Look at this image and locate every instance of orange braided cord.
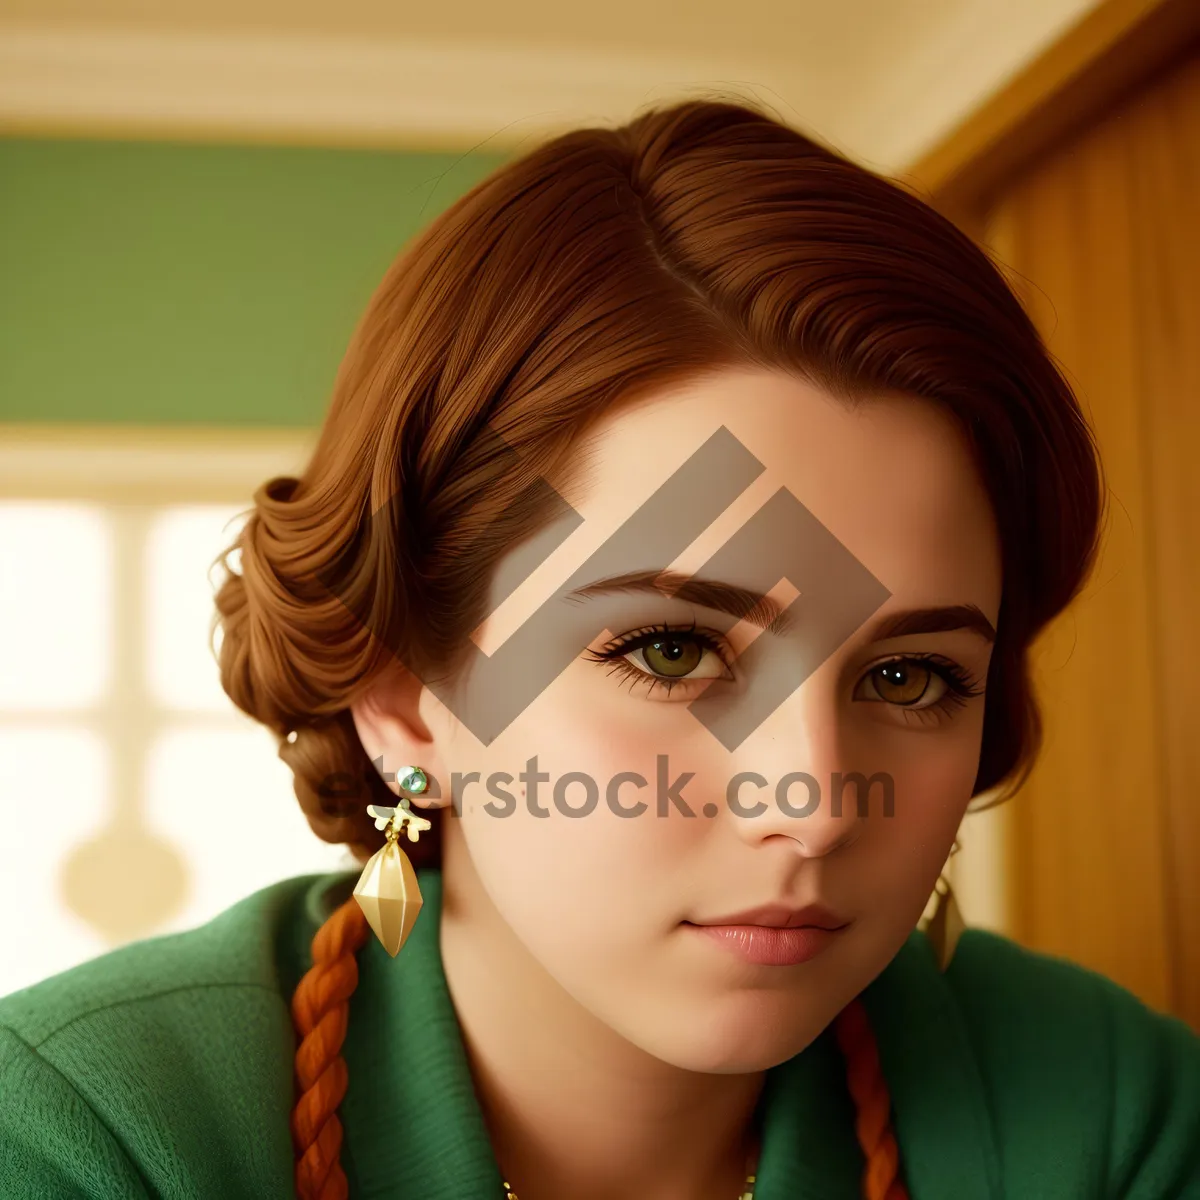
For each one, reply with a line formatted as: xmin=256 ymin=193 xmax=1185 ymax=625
xmin=290 ymin=897 xmax=371 ymax=1200
xmin=834 ymin=997 xmax=910 ymax=1200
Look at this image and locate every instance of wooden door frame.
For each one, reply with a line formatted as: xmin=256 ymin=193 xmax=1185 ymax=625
xmin=899 ymin=0 xmax=1200 ymax=231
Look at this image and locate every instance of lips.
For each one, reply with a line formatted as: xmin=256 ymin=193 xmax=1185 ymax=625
xmin=691 ymin=923 xmax=845 ymax=966
xmin=684 ymin=902 xmax=851 ymax=966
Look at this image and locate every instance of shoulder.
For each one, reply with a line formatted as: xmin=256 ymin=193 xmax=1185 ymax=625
xmin=0 ymin=870 xmax=353 ymax=1200
xmin=0 ymin=870 xmax=325 ymax=1039
xmin=944 ymin=928 xmax=1200 ymax=1198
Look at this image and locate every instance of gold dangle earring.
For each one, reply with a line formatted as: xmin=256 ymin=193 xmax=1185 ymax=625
xmin=918 ymin=836 xmax=965 ymax=973
xmin=352 ymin=766 xmax=433 ymax=957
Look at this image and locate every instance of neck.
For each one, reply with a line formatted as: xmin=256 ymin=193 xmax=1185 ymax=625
xmin=438 ymin=843 xmax=763 ymax=1200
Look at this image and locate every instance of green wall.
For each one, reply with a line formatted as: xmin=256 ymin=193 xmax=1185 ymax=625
xmin=0 ymin=138 xmax=510 ymax=426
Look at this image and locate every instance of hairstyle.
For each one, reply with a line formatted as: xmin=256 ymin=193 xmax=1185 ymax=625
xmin=214 ymin=95 xmax=1104 ymax=1200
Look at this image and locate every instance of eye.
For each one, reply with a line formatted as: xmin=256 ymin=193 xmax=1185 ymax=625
xmin=583 ymin=622 xmax=733 ymax=698
xmin=854 ymin=654 xmax=984 ymax=724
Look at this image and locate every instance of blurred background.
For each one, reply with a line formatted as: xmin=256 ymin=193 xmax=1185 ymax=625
xmin=1 ymin=0 xmax=1197 ymax=1032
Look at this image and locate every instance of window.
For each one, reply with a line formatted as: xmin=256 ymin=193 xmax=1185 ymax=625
xmin=0 ymin=429 xmax=355 ymax=997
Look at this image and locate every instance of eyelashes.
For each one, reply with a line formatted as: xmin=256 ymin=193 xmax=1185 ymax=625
xmin=582 ymin=620 xmax=733 ymax=699
xmin=583 ymin=622 xmax=986 ymax=722
xmin=855 ymin=653 xmax=985 ymax=726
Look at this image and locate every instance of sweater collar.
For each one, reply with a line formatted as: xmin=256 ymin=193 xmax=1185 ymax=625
xmin=305 ymin=868 xmax=1000 ymax=1199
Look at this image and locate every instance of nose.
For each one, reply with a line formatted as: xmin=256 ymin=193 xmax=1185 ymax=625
xmin=724 ymin=687 xmax=867 ymax=859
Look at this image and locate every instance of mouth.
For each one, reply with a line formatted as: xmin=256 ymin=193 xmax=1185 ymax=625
xmin=683 ymin=920 xmax=850 ymax=966
xmin=682 ymin=902 xmax=852 ymax=966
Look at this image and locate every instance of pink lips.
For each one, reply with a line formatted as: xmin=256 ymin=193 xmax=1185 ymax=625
xmin=686 ymin=903 xmax=851 ymax=966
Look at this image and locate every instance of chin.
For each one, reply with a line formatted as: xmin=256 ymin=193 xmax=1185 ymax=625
xmin=624 ymin=994 xmax=831 ymax=1075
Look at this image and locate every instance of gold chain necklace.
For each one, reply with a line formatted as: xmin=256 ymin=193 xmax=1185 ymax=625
xmin=501 ymin=1145 xmax=759 ymax=1199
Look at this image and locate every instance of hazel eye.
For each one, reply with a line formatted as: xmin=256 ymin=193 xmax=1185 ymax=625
xmin=852 ymin=654 xmax=984 ymax=725
xmin=864 ymin=660 xmax=946 ymax=708
xmin=629 ymin=636 xmax=723 ymax=680
xmin=583 ymin=623 xmax=735 ymax=698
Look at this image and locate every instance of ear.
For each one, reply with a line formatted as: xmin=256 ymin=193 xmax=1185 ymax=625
xmin=349 ymin=663 xmax=449 ymax=809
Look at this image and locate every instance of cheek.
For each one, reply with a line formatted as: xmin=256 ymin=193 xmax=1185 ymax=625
xmin=449 ymin=682 xmax=707 ymax=962
xmin=859 ymin=705 xmax=985 ymax=919
xmin=901 ymin=715 xmax=982 ymax=826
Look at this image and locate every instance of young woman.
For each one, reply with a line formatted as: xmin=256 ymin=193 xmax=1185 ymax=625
xmin=2 ymin=98 xmax=1198 ymax=1200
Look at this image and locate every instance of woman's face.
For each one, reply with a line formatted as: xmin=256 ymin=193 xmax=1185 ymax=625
xmin=356 ymin=365 xmax=1001 ymax=1073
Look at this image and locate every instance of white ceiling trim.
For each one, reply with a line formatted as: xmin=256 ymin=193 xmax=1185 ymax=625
xmin=0 ymin=425 xmax=316 ymax=500
xmin=0 ymin=3 xmax=1108 ymax=173
xmin=0 ymin=23 xmax=776 ymax=153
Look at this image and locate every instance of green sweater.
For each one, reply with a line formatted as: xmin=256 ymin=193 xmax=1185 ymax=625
xmin=1 ymin=868 xmax=1198 ymax=1199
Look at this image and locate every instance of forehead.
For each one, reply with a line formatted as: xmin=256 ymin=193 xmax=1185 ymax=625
xmin=563 ymin=366 xmax=1001 ymax=623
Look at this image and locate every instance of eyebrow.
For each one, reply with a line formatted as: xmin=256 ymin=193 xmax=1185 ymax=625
xmin=568 ymin=570 xmax=791 ymax=633
xmin=566 ymin=570 xmax=997 ymax=643
xmin=870 ymin=604 xmax=996 ymax=644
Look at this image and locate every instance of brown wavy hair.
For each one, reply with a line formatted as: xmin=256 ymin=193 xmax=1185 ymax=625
xmin=214 ymin=96 xmax=1104 ymax=1200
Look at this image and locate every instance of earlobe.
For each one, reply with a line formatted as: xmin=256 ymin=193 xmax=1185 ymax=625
xmin=348 ymin=672 xmax=448 ymax=808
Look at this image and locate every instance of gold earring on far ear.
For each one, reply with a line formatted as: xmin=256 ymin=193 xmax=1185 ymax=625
xmin=919 ymin=837 xmax=965 ymax=973
xmin=921 ymin=874 xmax=964 ymax=973
xmin=352 ymin=766 xmax=433 ymax=957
